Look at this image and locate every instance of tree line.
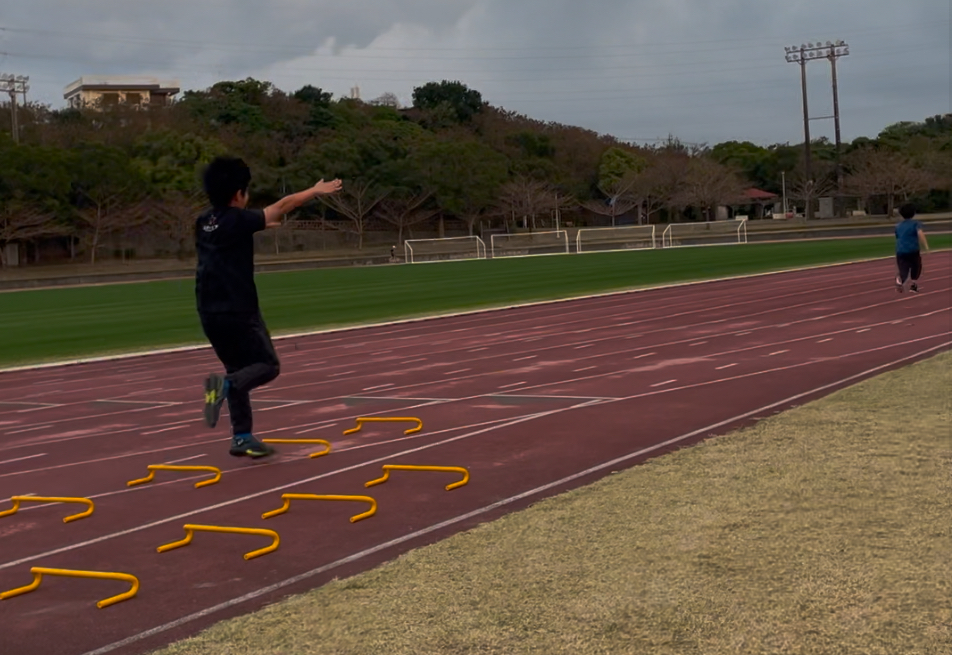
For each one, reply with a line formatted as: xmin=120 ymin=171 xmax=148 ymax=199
xmin=0 ymin=78 xmax=950 ymax=266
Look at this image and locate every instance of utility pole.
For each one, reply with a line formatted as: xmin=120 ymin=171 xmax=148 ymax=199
xmin=0 ymin=73 xmax=30 ymax=144
xmin=784 ymin=41 xmax=849 ymax=217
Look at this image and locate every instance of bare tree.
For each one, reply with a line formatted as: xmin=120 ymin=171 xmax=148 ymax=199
xmin=375 ymin=189 xmax=440 ymax=244
xmin=317 ymin=179 xmax=390 ymax=249
xmin=497 ymin=178 xmax=557 ymax=231
xmin=151 ymin=190 xmax=208 ymax=259
xmin=845 ymin=149 xmax=935 ymax=217
xmin=582 ymin=174 xmax=640 ymax=226
xmin=786 ymin=172 xmax=835 ymax=221
xmin=634 ymin=151 xmax=690 ymax=222
xmin=673 ymin=157 xmax=745 ymax=220
xmin=0 ymin=202 xmax=68 ymax=268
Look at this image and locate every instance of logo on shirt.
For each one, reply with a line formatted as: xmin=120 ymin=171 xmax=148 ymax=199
xmin=202 ymin=215 xmax=219 ymax=233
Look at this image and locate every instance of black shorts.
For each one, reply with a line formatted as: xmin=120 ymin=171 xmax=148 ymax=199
xmin=896 ymin=251 xmax=922 ymax=282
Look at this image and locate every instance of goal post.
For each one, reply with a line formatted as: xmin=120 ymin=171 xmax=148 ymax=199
xmin=661 ymin=219 xmax=748 ymax=248
xmin=403 ymin=236 xmax=487 ymax=263
xmin=575 ymin=225 xmax=657 ymax=254
xmin=490 ymin=230 xmax=570 ymax=259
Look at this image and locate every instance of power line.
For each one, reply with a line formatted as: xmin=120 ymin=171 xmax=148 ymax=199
xmin=0 ymin=73 xmax=29 ymax=143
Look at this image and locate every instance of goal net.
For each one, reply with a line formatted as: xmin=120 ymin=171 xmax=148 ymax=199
xmin=661 ymin=219 xmax=747 ymax=248
xmin=575 ymin=225 xmax=657 ymax=254
xmin=404 ymin=236 xmax=487 ymax=263
xmin=490 ymin=230 xmax=570 ymax=259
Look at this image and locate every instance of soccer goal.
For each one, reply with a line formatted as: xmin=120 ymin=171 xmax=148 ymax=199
xmin=661 ymin=218 xmax=748 ymax=248
xmin=575 ymin=225 xmax=657 ymax=254
xmin=403 ymin=236 xmax=487 ymax=263
xmin=490 ymin=230 xmax=570 ymax=259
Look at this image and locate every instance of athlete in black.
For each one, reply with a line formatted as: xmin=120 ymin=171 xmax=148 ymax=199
xmin=197 ymin=156 xmax=342 ymax=458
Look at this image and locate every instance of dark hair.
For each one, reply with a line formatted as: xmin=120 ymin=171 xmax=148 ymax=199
xmin=899 ymin=203 xmax=917 ymax=219
xmin=203 ymin=156 xmax=252 ymax=208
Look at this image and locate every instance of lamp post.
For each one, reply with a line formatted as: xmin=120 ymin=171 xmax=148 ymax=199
xmin=784 ymin=41 xmax=849 ymax=216
xmin=0 ymin=74 xmax=30 ymax=144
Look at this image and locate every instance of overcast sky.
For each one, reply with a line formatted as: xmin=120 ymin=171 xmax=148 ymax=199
xmin=1 ymin=0 xmax=952 ymax=146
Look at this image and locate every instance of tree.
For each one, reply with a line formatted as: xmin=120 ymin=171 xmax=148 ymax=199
xmin=673 ymin=157 xmax=745 ymax=220
xmin=317 ymin=179 xmax=390 ymax=249
xmin=412 ymin=80 xmax=483 ymax=124
xmin=412 ymin=139 xmax=510 ymax=235
xmin=582 ymin=175 xmax=640 ymax=226
xmin=845 ymin=148 xmax=934 ymax=217
xmin=149 ymin=190 xmax=208 ymax=259
xmin=0 ymin=139 xmax=72 ymax=266
xmin=71 ymin=144 xmax=148 ymax=263
xmin=375 ymin=189 xmax=440 ymax=244
xmin=497 ymin=178 xmax=558 ymax=231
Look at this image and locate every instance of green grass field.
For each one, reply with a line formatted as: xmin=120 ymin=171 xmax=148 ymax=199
xmin=0 ymin=236 xmax=950 ymax=368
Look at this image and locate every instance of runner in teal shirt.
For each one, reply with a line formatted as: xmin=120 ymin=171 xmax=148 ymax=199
xmin=894 ymin=203 xmax=929 ymax=293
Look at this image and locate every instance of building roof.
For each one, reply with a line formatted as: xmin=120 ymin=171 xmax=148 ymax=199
xmin=63 ymin=76 xmax=181 ymax=98
xmin=740 ymin=187 xmax=779 ymax=201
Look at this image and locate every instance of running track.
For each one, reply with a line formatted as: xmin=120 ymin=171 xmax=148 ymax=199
xmin=0 ymin=253 xmax=951 ymax=655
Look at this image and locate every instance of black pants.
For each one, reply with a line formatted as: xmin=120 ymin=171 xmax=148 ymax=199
xmin=199 ymin=311 xmax=280 ymax=436
xmin=896 ymin=251 xmax=922 ymax=284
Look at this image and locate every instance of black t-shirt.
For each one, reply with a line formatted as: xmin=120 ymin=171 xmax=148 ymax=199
xmin=195 ymin=207 xmax=266 ymax=314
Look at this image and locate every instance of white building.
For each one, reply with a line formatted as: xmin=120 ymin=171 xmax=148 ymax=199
xmin=63 ymin=76 xmax=180 ymax=109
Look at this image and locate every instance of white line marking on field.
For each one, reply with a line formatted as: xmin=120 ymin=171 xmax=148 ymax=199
xmin=498 ymin=382 xmax=527 ymax=389
xmin=736 ymin=332 xmax=752 ymax=336
xmin=0 ymin=453 xmax=47 ymax=466
xmin=260 ymin=402 xmax=311 ymax=412
xmin=716 ymin=363 xmax=738 ymax=370
xmin=328 ymin=371 xmax=356 ymax=377
xmin=650 ymin=379 xmax=677 ymax=388
xmin=575 ymin=366 xmax=596 ymax=372
xmin=689 ymin=341 xmax=708 ymax=346
xmin=634 ymin=353 xmax=656 ymax=359
xmin=857 ymin=328 xmax=871 ymax=333
xmin=469 ymin=348 xmax=488 ymax=353
xmin=513 ymin=356 xmax=537 ymax=361
xmin=79 ymin=345 xmax=950 ymax=655
xmin=818 ymin=338 xmax=833 ymax=343
xmin=402 ymin=358 xmax=427 ymax=364
xmin=765 ymin=350 xmax=790 ymax=357
xmin=444 ymin=369 xmax=471 ymax=376
xmin=574 ymin=344 xmax=594 ymax=349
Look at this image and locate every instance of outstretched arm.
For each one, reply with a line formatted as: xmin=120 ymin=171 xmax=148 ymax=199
xmin=263 ymin=179 xmax=343 ymax=228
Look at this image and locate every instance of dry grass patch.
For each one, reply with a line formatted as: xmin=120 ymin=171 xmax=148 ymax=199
xmin=155 ymin=353 xmax=952 ymax=655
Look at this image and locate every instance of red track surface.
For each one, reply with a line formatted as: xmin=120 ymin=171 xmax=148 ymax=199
xmin=0 ymin=253 xmax=951 ymax=655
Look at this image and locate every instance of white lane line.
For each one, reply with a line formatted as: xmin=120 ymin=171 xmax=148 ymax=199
xmin=574 ymin=344 xmax=594 ymax=350
xmin=294 ymin=424 xmax=336 ymax=435
xmin=575 ymin=367 xmax=596 ymax=372
xmin=736 ymin=332 xmax=752 ymax=336
xmin=7 ymin=425 xmax=54 ymax=434
xmin=402 ymin=358 xmax=427 ymax=364
xmin=715 ymin=363 xmax=738 ymax=370
xmin=818 ymin=338 xmax=833 ymax=343
xmin=444 ymin=369 xmax=471 ymax=376
xmin=164 ymin=454 xmax=207 ymax=465
xmin=498 ymin=382 xmax=528 ymax=389
xmin=650 ymin=380 xmax=677 ymax=388
xmin=79 ymin=345 xmax=947 ymax=655
xmin=328 ymin=371 xmax=356 ymax=377
xmin=513 ymin=356 xmax=537 ymax=361
xmin=689 ymin=341 xmax=708 ymax=347
xmin=765 ymin=350 xmax=790 ymax=357
xmin=857 ymin=328 xmax=871 ymax=333
xmin=469 ymin=348 xmax=488 ymax=352
xmin=362 ymin=384 xmax=395 ymax=391
xmin=633 ymin=352 xmax=656 ymax=359
xmin=0 ymin=453 xmax=47 ymax=466
xmin=260 ymin=402 xmax=311 ymax=412
xmin=141 ymin=423 xmax=193 ymax=436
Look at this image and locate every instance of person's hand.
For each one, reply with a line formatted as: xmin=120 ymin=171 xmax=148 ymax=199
xmin=313 ymin=179 xmax=343 ymax=196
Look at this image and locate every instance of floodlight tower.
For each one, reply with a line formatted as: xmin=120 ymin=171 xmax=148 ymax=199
xmin=0 ymin=74 xmax=30 ymax=144
xmin=783 ymin=41 xmax=850 ymax=198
